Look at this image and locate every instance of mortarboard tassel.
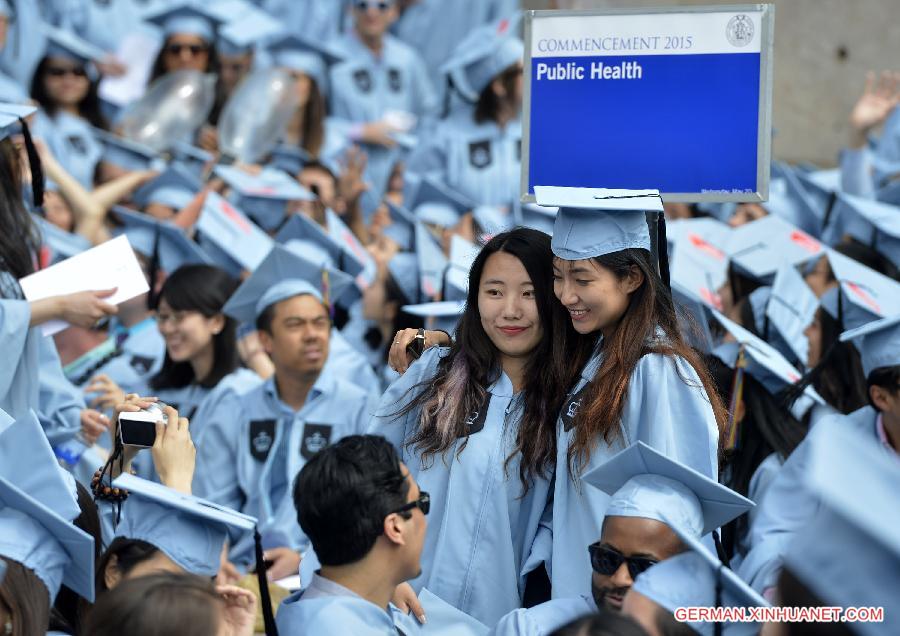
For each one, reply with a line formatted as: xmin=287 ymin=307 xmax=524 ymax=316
xmin=725 ymin=345 xmax=748 ymax=452
xmin=254 ymin=529 xmax=280 ymax=636
xmin=321 ymin=268 xmax=334 ymax=319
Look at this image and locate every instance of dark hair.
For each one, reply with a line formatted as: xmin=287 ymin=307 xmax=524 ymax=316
xmin=363 ymin=269 xmax=425 ymax=361
xmin=150 ymin=265 xmax=240 ymax=390
xmin=390 ymin=229 xmax=590 ymax=489
xmin=565 ymin=249 xmax=727 ymax=475
xmin=725 ymin=261 xmax=763 ymax=310
xmin=254 ymin=292 xmax=331 ymax=336
xmin=84 ymin=572 xmax=222 ymax=636
xmin=651 ymin=605 xmax=697 ymax=636
xmin=294 ymin=434 xmax=410 ymax=566
xmin=776 ymin=568 xmax=856 ymax=636
xmin=867 ymin=365 xmax=900 ymax=411
xmin=148 ymin=35 xmax=220 ymax=86
xmin=50 ymin=482 xmax=103 ymax=635
xmin=784 ymin=306 xmax=868 ymax=417
xmin=295 ymin=79 xmax=327 ymax=158
xmin=95 ymin=537 xmax=161 ymax=597
xmin=29 ymin=56 xmax=108 ymax=129
xmin=549 ymin=612 xmax=651 ymax=636
xmin=0 ymin=557 xmax=52 ymax=636
xmin=705 ymin=355 xmax=807 ymax=559
xmin=474 ymin=63 xmax=521 ymax=124
xmin=836 ymin=237 xmax=900 ymax=281
xmin=0 ymin=137 xmax=39 ymax=280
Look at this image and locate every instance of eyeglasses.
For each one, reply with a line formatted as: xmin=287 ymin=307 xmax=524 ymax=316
xmin=588 ymin=543 xmax=658 ymax=579
xmin=165 ymin=43 xmax=208 ymax=57
xmin=46 ymin=66 xmax=88 ymax=78
xmin=354 ymin=0 xmax=392 ymax=11
xmin=391 ymin=491 xmax=430 ymax=517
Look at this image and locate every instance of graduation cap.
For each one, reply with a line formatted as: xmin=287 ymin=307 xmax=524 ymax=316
xmin=410 ymin=175 xmax=474 ymax=229
xmin=0 ymin=103 xmax=42 ymax=208
xmin=445 ymin=234 xmax=477 ymax=303
xmin=387 ymin=252 xmax=419 ymax=305
xmin=267 ymin=33 xmax=345 ymax=94
xmin=783 ymin=420 xmax=900 ymax=636
xmin=383 ymin=201 xmax=416 ymax=252
xmin=725 ymin=215 xmax=823 ymax=284
xmin=876 ymin=177 xmax=900 ymax=206
xmin=270 ymin=143 xmax=312 ymax=176
xmin=631 ymin=538 xmax=769 ymax=636
xmin=829 ymin=192 xmax=900 ymax=269
xmin=324 ymin=209 xmax=376 ymax=289
xmin=222 ymin=244 xmax=356 ymax=324
xmin=195 ymin=190 xmax=274 ymax=272
xmin=275 ymin=213 xmax=346 ymax=273
xmin=749 ymin=264 xmax=818 ymax=365
xmin=144 ymin=2 xmax=225 ymax=41
xmin=170 ymin=141 xmax=214 ymax=179
xmin=472 ymin=204 xmax=513 ymax=238
xmin=215 ymin=164 xmax=314 ymax=231
xmin=402 ymin=300 xmax=466 ymax=334
xmin=112 ymin=206 xmax=211 ymax=273
xmin=535 ymin=186 xmax=670 ymax=285
xmin=133 ymin=163 xmax=201 ymax=210
xmin=582 ymin=441 xmax=752 ymax=540
xmin=33 ymin=214 xmax=91 ymax=265
xmin=416 ymin=222 xmax=447 ymax=301
xmin=819 ymin=248 xmax=900 ymax=330
xmin=93 ymin=128 xmax=163 ymax=172
xmin=667 ymin=221 xmax=730 ymax=311
xmin=41 ymin=24 xmax=106 ymax=81
xmin=441 ymin=16 xmax=523 ymax=102
xmin=0 ymin=411 xmax=95 ymax=602
xmin=214 ymin=2 xmax=282 ymax=56
xmin=840 ymin=312 xmax=900 ymax=377
xmin=515 ymin=199 xmax=556 ymax=235
xmin=778 ymin=164 xmax=829 ymax=237
xmin=695 ymin=201 xmax=737 ymax=223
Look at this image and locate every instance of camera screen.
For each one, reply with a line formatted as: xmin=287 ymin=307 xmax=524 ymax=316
xmin=119 ymin=419 xmax=157 ymax=448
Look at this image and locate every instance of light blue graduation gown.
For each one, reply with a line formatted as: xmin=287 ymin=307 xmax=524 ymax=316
xmin=406 ymin=110 xmax=521 ymax=207
xmin=277 ymin=590 xmax=418 ymax=635
xmin=0 ymin=0 xmax=47 ymax=87
xmin=53 ymin=0 xmax=169 ymax=53
xmin=490 ymin=596 xmax=596 ymax=636
xmin=0 ymin=271 xmax=82 ymax=447
xmin=323 ymin=327 xmax=382 ymax=401
xmin=738 ymin=406 xmax=890 ymax=594
xmin=549 ymin=344 xmax=720 ymax=599
xmin=329 ymin=32 xmax=437 ymax=194
xmin=369 ymin=348 xmax=552 ymax=626
xmin=256 ymin=0 xmax=346 ymax=43
xmin=193 ymin=372 xmax=373 ymax=566
xmin=33 ymin=110 xmax=104 ymax=190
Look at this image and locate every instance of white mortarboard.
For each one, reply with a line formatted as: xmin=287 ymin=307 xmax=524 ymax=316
xmin=748 ymin=264 xmax=817 ymax=365
xmin=222 ymin=244 xmax=356 ymax=324
xmin=632 ymin=541 xmax=769 ymax=636
xmin=819 ymin=248 xmax=900 ymax=330
xmin=383 ymin=201 xmax=416 ymax=252
xmin=0 ymin=411 xmax=94 ymax=602
xmin=582 ymin=441 xmax=753 ymax=540
xmin=402 ymin=300 xmax=466 ymax=334
xmin=410 ymin=175 xmax=474 ymax=229
xmin=112 ymin=206 xmax=211 ymax=273
xmin=112 ymin=474 xmax=256 ymax=577
xmin=133 ymin=163 xmax=201 ymax=210
xmin=829 ymin=192 xmax=900 ymax=269
xmin=195 ymin=190 xmax=274 ymax=272
xmin=33 ymin=214 xmax=91 ymax=264
xmin=275 ymin=213 xmax=346 ymax=273
xmin=388 ymin=252 xmax=419 ymax=305
xmin=215 ymin=164 xmax=314 ymax=231
xmin=267 ymin=33 xmax=345 ymax=94
xmin=441 ymin=16 xmax=523 ymax=102
xmin=839 ymin=313 xmax=900 ymax=377
xmin=416 ymin=222 xmax=447 ymax=301
xmin=93 ymin=128 xmax=162 ymax=172
xmin=782 ymin=420 xmax=900 ymax=636
xmin=535 ymin=186 xmax=661 ymax=260
xmin=725 ymin=215 xmax=823 ymax=283
xmin=144 ymin=3 xmax=224 ymax=41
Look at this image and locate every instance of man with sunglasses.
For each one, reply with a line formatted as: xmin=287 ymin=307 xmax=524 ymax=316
xmin=276 ymin=434 xmax=428 ymax=634
xmin=491 ymin=442 xmax=752 ymax=635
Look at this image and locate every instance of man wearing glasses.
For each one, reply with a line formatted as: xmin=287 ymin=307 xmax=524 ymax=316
xmin=277 ymin=434 xmax=428 ymax=634
xmin=492 ymin=442 xmax=752 ymax=635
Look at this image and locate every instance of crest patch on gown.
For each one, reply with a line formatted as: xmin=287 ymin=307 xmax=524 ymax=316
xmin=561 ymin=385 xmax=588 ymax=432
xmin=468 ymin=140 xmax=492 ymax=169
xmin=129 ymin=355 xmax=155 ymax=375
xmin=249 ymin=419 xmax=276 ymax=462
xmin=388 ymin=68 xmax=402 ymax=92
xmin=353 ymin=69 xmax=372 ymax=93
xmin=300 ymin=423 xmax=332 ymax=460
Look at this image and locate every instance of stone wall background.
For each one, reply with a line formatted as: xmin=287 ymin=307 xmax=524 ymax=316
xmin=520 ymin=0 xmax=900 ymax=166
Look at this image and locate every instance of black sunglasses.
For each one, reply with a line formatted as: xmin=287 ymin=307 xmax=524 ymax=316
xmin=355 ymin=0 xmax=392 ymax=11
xmin=392 ymin=491 xmax=430 ymax=517
xmin=588 ymin=543 xmax=658 ymax=579
xmin=46 ymin=66 xmax=87 ymax=78
xmin=165 ymin=43 xmax=208 ymax=56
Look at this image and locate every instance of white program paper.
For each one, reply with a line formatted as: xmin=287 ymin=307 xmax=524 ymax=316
xmin=20 ymin=235 xmax=150 ymax=336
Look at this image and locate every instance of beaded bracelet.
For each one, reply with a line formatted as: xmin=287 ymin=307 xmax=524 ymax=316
xmin=90 ymin=468 xmax=131 ymax=503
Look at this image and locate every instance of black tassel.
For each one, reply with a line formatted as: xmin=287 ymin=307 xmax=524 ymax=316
xmin=19 ymin=117 xmax=44 ymax=209
xmin=254 ymin=530 xmax=279 ymax=636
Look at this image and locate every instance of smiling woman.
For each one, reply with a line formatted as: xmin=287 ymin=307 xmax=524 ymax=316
xmin=368 ymin=228 xmax=591 ymax=625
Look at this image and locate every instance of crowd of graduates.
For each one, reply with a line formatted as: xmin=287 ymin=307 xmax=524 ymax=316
xmin=0 ymin=1 xmax=898 ymax=635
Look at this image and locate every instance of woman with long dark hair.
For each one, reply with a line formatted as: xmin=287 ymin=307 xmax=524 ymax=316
xmin=145 ymin=6 xmax=221 ymax=87
xmin=30 ymin=27 xmax=108 ymax=190
xmin=370 ymin=228 xmax=589 ymax=625
xmin=538 ymin=188 xmax=725 ymax=599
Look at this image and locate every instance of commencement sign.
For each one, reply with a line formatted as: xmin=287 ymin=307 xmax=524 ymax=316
xmin=521 ymin=5 xmax=774 ymax=203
